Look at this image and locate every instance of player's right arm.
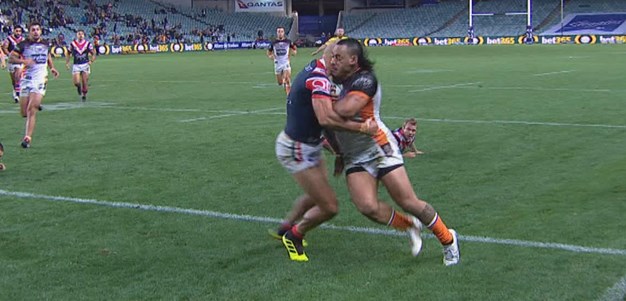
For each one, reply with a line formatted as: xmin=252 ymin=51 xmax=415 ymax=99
xmin=1 ymin=40 xmax=9 ymax=57
xmin=267 ymin=43 xmax=274 ymax=60
xmin=309 ymin=76 xmax=377 ymax=134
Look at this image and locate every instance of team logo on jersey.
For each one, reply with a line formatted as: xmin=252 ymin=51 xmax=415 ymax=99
xmin=307 ymin=77 xmax=330 ymax=94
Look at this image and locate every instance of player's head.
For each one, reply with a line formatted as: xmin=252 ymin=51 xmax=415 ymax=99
xmin=330 ymin=38 xmax=374 ymax=82
xmin=335 ymin=27 xmax=345 ymax=37
xmin=276 ymin=26 xmax=285 ymax=39
xmin=322 ymin=40 xmax=337 ymax=70
xmin=12 ymin=26 xmax=23 ymax=38
xmin=28 ymin=22 xmax=42 ymax=40
xmin=76 ymin=29 xmax=85 ymax=40
xmin=402 ymin=118 xmax=418 ymax=139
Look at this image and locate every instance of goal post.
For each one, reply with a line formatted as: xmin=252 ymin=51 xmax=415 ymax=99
xmin=468 ymin=0 xmax=535 ymax=44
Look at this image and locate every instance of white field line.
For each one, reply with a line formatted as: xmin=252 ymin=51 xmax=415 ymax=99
xmin=454 ymin=86 xmax=612 ymax=93
xmin=178 ymin=107 xmax=282 ymax=123
xmin=533 ymin=70 xmax=575 ymax=77
xmin=408 ymin=82 xmax=481 ymax=92
xmin=1 ymin=189 xmax=625 ymax=257
xmin=598 ymin=274 xmax=626 ymax=301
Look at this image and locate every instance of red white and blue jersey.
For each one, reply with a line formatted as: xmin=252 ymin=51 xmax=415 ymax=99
xmin=4 ymin=34 xmax=24 ymax=53
xmin=392 ymin=127 xmax=415 ymax=152
xmin=68 ymin=40 xmax=93 ymax=65
xmin=284 ymin=59 xmax=332 ymax=144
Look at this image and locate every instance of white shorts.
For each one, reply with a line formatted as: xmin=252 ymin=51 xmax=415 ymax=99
xmin=72 ymin=63 xmax=90 ymax=74
xmin=344 ymin=144 xmax=404 ymax=179
xmin=8 ymin=63 xmax=23 ymax=73
xmin=274 ymin=61 xmax=291 ymax=75
xmin=275 ymin=131 xmax=323 ymax=174
xmin=20 ymin=77 xmax=47 ymax=96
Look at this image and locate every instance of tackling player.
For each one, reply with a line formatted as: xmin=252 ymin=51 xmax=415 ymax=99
xmin=274 ymin=42 xmax=378 ymax=262
xmin=330 ymin=39 xmax=460 ymax=265
xmin=392 ymin=118 xmax=424 ymax=158
xmin=267 ymin=26 xmax=296 ymax=94
xmin=2 ymin=26 xmax=25 ymax=103
xmin=10 ymin=22 xmax=60 ymax=148
xmin=65 ymin=29 xmax=96 ymax=102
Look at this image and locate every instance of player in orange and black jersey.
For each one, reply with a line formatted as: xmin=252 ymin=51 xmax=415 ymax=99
xmin=267 ymin=26 xmax=296 ymax=94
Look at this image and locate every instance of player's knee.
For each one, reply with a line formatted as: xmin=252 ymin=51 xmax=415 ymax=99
xmin=354 ymin=199 xmax=379 ymax=218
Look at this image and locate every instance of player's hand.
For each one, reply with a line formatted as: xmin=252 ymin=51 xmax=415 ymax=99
xmin=405 ymin=152 xmax=417 ymax=158
xmin=415 ymin=150 xmax=424 ymax=155
xmin=50 ymin=67 xmax=59 ymax=78
xmin=65 ymin=62 xmax=70 ymax=70
xmin=0 ymin=61 xmax=5 ymax=70
xmin=333 ymin=155 xmax=344 ymax=177
xmin=359 ymin=118 xmax=379 ymax=135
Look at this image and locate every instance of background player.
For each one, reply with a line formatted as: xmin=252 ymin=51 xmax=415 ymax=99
xmin=267 ymin=26 xmax=296 ymax=94
xmin=10 ymin=22 xmax=60 ymax=148
xmin=65 ymin=29 xmax=96 ymax=102
xmin=392 ymin=118 xmax=424 ymax=158
xmin=311 ymin=27 xmax=347 ymax=56
xmin=2 ymin=26 xmax=24 ymax=103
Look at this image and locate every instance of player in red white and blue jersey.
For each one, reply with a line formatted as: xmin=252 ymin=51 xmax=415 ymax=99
xmin=65 ymin=29 xmax=96 ymax=102
xmin=2 ymin=26 xmax=24 ymax=103
xmin=391 ymin=118 xmax=424 ymax=158
xmin=273 ymin=43 xmax=378 ymax=262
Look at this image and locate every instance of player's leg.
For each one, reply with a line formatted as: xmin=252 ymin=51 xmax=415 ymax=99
xmin=13 ymin=67 xmax=23 ymax=103
xmin=21 ymin=92 xmax=43 ymax=148
xmin=283 ymin=67 xmax=292 ymax=94
xmin=283 ymin=160 xmax=339 ymax=262
xmin=380 ymin=166 xmax=460 ymax=265
xmin=269 ymin=194 xmax=315 ymax=240
xmin=72 ymin=69 xmax=81 ymax=96
xmin=80 ymin=71 xmax=89 ymax=101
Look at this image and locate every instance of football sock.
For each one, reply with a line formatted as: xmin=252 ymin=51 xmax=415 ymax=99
xmin=426 ymin=213 xmax=453 ymax=245
xmin=387 ymin=208 xmax=413 ymax=231
xmin=291 ymin=225 xmax=304 ymax=239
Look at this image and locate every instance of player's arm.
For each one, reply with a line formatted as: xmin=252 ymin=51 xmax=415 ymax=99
xmin=267 ymin=44 xmax=274 ymax=60
xmin=89 ymin=45 xmax=96 ymax=64
xmin=48 ymin=53 xmax=59 ymax=78
xmin=333 ymin=74 xmax=378 ymax=118
xmin=311 ymin=43 xmax=326 ymax=56
xmin=9 ymin=49 xmax=26 ymax=65
xmin=290 ymin=43 xmax=297 ymax=56
xmin=1 ymin=41 xmax=9 ymax=57
xmin=65 ymin=47 xmax=72 ymax=69
xmin=313 ymin=96 xmax=376 ymax=134
xmin=0 ymin=50 xmax=5 ymax=69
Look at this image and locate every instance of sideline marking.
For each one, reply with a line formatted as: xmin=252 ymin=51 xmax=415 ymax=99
xmin=533 ymin=70 xmax=575 ymax=77
xmin=1 ymin=189 xmax=625 ymax=257
xmin=598 ymin=274 xmax=626 ymax=301
xmin=408 ymin=82 xmax=481 ymax=92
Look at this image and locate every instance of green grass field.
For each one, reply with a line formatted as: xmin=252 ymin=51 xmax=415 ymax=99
xmin=0 ymin=44 xmax=625 ymax=300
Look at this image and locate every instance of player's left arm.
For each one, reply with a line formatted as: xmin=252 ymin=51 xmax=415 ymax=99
xmin=0 ymin=50 xmax=5 ymax=69
xmin=334 ymin=73 xmax=377 ymax=118
xmin=48 ymin=53 xmax=59 ymax=78
xmin=290 ymin=43 xmax=297 ymax=56
xmin=89 ymin=43 xmax=96 ymax=64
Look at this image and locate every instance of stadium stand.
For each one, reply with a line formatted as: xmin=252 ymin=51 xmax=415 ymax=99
xmin=0 ymin=0 xmax=292 ymax=45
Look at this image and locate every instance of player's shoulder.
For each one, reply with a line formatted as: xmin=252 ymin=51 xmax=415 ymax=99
xmin=350 ymin=70 xmax=378 ymax=90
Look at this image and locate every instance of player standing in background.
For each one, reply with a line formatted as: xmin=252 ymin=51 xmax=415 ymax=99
xmin=267 ymin=26 xmax=296 ymax=94
xmin=330 ymin=38 xmax=460 ymax=265
xmin=311 ymin=27 xmax=347 ymax=56
xmin=10 ymin=22 xmax=60 ymax=148
xmin=274 ymin=42 xmax=378 ymax=262
xmin=2 ymin=26 xmax=25 ymax=103
xmin=392 ymin=118 xmax=424 ymax=158
xmin=65 ymin=29 xmax=96 ymax=102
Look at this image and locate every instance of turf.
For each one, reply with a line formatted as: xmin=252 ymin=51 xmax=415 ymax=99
xmin=0 ymin=44 xmax=625 ymax=300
